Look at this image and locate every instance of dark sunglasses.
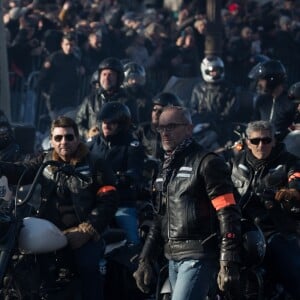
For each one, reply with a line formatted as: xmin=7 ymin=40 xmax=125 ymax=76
xmin=53 ymin=134 xmax=75 ymax=142
xmin=152 ymin=107 xmax=163 ymax=113
xmin=156 ymin=123 xmax=188 ymax=133
xmin=248 ymin=137 xmax=272 ymax=145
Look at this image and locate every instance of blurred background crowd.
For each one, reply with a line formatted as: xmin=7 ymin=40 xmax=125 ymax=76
xmin=2 ymin=0 xmax=300 ymax=134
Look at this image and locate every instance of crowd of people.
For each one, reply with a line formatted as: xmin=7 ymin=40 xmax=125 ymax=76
xmin=3 ymin=0 xmax=300 ymax=126
xmin=1 ymin=0 xmax=300 ymax=300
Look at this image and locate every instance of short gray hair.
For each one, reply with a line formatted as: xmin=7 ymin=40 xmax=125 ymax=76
xmin=161 ymin=106 xmax=192 ymax=124
xmin=246 ymin=120 xmax=275 ymax=138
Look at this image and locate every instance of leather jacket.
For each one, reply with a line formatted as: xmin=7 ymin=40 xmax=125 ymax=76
xmin=0 ymin=143 xmax=118 ymax=233
xmin=190 ymin=80 xmax=238 ymax=145
xmin=190 ymin=80 xmax=238 ymax=122
xmin=76 ymin=87 xmax=137 ymax=138
xmin=252 ymin=91 xmax=296 ymax=141
xmin=135 ymin=122 xmax=163 ymax=160
xmin=141 ymin=141 xmax=241 ymax=262
xmin=231 ymin=143 xmax=300 ymax=236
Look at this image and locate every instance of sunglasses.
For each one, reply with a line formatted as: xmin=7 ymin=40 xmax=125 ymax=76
xmin=53 ymin=134 xmax=75 ymax=142
xmin=156 ymin=123 xmax=188 ymax=133
xmin=248 ymin=137 xmax=272 ymax=145
xmin=152 ymin=107 xmax=163 ymax=113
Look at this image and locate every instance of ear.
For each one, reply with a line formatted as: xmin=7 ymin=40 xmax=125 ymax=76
xmin=245 ymin=138 xmax=251 ymax=148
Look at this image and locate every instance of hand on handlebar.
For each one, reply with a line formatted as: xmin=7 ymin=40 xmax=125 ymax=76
xmin=63 ymin=222 xmax=100 ymax=249
xmin=275 ymin=188 xmax=300 ymax=202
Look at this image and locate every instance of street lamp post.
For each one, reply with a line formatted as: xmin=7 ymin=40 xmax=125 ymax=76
xmin=205 ymin=0 xmax=222 ymax=57
xmin=0 ymin=2 xmax=11 ymax=120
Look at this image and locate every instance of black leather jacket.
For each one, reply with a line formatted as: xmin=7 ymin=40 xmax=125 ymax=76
xmin=252 ymin=91 xmax=296 ymax=141
xmin=142 ymin=140 xmax=241 ymax=262
xmin=76 ymin=87 xmax=138 ymax=138
xmin=190 ymin=81 xmax=238 ymax=145
xmin=190 ymin=80 xmax=238 ymax=121
xmin=231 ymin=143 xmax=300 ymax=236
xmin=0 ymin=143 xmax=118 ymax=233
xmin=135 ymin=122 xmax=163 ymax=161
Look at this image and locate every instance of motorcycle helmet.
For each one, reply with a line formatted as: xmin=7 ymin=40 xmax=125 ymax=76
xmin=18 ymin=217 xmax=67 ymax=254
xmin=123 ymin=62 xmax=146 ymax=87
xmin=200 ymin=55 xmax=225 ymax=83
xmin=90 ymin=69 xmax=100 ymax=88
xmin=152 ymin=92 xmax=183 ymax=107
xmin=97 ymin=57 xmax=124 ymax=86
xmin=288 ymin=82 xmax=300 ymax=103
xmin=241 ymin=219 xmax=266 ymax=268
xmin=98 ymin=101 xmax=131 ymax=129
xmin=248 ymin=55 xmax=270 ymax=80
xmin=250 ymin=59 xmax=287 ymax=93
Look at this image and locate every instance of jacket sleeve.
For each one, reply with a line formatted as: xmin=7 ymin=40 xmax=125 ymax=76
xmin=76 ymin=96 xmax=90 ymax=138
xmin=0 ymin=153 xmax=44 ymax=185
xmin=201 ymin=153 xmax=242 ymax=263
xmin=139 ymin=215 xmax=163 ymax=261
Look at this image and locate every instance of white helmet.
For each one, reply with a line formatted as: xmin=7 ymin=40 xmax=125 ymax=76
xmin=201 ymin=55 xmax=225 ymax=83
xmin=18 ymin=217 xmax=67 ymax=254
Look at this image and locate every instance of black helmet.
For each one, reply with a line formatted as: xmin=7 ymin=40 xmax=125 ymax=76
xmin=123 ymin=62 xmax=146 ymax=87
xmin=241 ymin=219 xmax=266 ymax=268
xmin=248 ymin=55 xmax=270 ymax=80
xmin=250 ymin=59 xmax=287 ymax=91
xmin=90 ymin=69 xmax=100 ymax=88
xmin=152 ymin=92 xmax=183 ymax=107
xmin=288 ymin=82 xmax=300 ymax=103
xmin=98 ymin=101 xmax=131 ymax=128
xmin=98 ymin=57 xmax=124 ymax=84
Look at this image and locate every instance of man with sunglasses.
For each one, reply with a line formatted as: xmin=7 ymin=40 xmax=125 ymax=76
xmin=231 ymin=120 xmax=300 ymax=299
xmin=133 ymin=106 xmax=242 ymax=299
xmin=0 ymin=116 xmax=119 ymax=300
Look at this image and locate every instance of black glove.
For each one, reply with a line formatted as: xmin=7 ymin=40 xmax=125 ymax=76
xmin=133 ymin=259 xmax=154 ymax=293
xmin=217 ymin=261 xmax=240 ymax=296
xmin=259 ymin=188 xmax=276 ymax=209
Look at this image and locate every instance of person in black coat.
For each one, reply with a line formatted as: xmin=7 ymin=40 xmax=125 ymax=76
xmin=89 ymin=102 xmax=146 ymax=245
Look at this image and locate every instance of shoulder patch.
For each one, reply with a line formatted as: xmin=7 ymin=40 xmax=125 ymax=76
xmin=130 ymin=140 xmax=140 ymax=147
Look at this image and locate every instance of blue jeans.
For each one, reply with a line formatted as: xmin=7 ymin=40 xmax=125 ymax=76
xmin=73 ymin=238 xmax=105 ymax=300
xmin=115 ymin=207 xmax=140 ymax=245
xmin=168 ymin=258 xmax=218 ymax=300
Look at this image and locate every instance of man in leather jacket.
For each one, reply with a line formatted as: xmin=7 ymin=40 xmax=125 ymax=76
xmin=230 ymin=120 xmax=300 ymax=299
xmin=89 ymin=102 xmax=146 ymax=245
xmin=133 ymin=106 xmax=242 ymax=300
xmin=76 ymin=57 xmax=138 ymax=140
xmin=190 ymin=55 xmax=239 ymax=146
xmin=0 ymin=116 xmax=119 ymax=300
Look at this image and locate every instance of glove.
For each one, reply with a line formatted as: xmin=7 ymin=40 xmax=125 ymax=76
xmin=133 ymin=259 xmax=154 ymax=293
xmin=217 ymin=261 xmax=240 ymax=295
xmin=275 ymin=188 xmax=300 ymax=202
xmin=64 ymin=222 xmax=99 ymax=249
xmin=260 ymin=188 xmax=276 ymax=209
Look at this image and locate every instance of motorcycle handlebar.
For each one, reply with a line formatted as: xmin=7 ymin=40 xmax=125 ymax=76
xmin=17 ymin=160 xmax=88 ymax=206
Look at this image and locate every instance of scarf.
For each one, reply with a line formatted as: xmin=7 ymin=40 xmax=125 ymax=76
xmin=162 ymin=137 xmax=193 ymax=188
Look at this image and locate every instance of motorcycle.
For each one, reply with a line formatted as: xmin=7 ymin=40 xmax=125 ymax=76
xmin=0 ymin=160 xmax=128 ymax=300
